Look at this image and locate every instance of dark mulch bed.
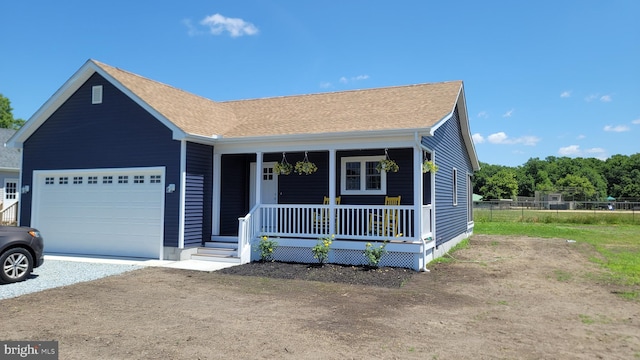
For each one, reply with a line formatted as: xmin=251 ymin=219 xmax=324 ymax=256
xmin=218 ymin=261 xmax=415 ymax=288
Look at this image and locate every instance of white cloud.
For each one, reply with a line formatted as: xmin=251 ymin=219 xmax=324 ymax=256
xmin=577 ymin=134 xmax=586 ymax=139
xmin=560 ymin=91 xmax=571 ymax=98
xmin=319 ymin=82 xmax=332 ymax=89
xmin=558 ymin=145 xmax=581 ymax=156
xmin=604 ymin=125 xmax=630 ymax=132
xmin=339 ymin=75 xmax=370 ymax=84
xmin=189 ymin=13 xmax=258 ymax=37
xmin=600 ymin=95 xmax=612 ymax=102
xmin=502 ymin=109 xmax=514 ymax=118
xmin=477 ymin=111 xmax=489 ymax=119
xmin=558 ymin=145 xmax=607 ymax=159
xmin=585 ymin=94 xmax=598 ymax=102
xmin=585 ymin=147 xmax=606 ymax=155
xmin=632 ymin=118 xmax=640 ymax=125
xmin=486 ymin=132 xmax=540 ymax=146
xmin=472 ymin=133 xmax=485 ymax=144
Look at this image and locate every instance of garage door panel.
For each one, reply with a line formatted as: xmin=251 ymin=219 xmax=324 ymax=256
xmin=33 ymin=168 xmax=164 ymax=259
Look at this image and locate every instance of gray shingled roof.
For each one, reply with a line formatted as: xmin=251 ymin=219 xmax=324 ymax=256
xmin=0 ymin=128 xmax=20 ymax=169
xmin=94 ymin=60 xmax=462 ymax=138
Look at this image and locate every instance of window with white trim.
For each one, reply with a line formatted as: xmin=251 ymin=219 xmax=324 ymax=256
xmin=88 ymin=176 xmax=98 ymax=184
xmin=59 ymin=177 xmax=68 ymax=185
xmin=452 ymin=168 xmax=458 ymax=206
xmin=134 ymin=175 xmax=145 ymax=184
xmin=45 ymin=177 xmax=55 ymax=185
xmin=150 ymin=175 xmax=161 ymax=184
xmin=73 ymin=176 xmax=83 ymax=184
xmin=118 ymin=175 xmax=129 ymax=184
xmin=340 ymin=156 xmax=386 ymax=195
xmin=102 ymin=176 xmax=113 ymax=184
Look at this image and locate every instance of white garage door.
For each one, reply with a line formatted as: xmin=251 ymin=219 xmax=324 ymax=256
xmin=32 ymin=167 xmax=165 ymax=259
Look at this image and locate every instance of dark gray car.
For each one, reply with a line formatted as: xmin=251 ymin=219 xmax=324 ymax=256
xmin=0 ymin=226 xmax=44 ymax=284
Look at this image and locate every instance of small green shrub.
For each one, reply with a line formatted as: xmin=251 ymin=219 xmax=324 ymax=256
xmin=255 ymin=235 xmax=278 ymax=262
xmin=363 ymin=241 xmax=388 ymax=268
xmin=312 ymin=235 xmax=333 ymax=265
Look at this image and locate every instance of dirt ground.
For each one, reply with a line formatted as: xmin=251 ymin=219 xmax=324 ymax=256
xmin=1 ymin=235 xmax=638 ymax=359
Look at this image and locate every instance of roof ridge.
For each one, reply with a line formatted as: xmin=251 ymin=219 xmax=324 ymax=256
xmin=221 ymin=80 xmax=463 ymax=104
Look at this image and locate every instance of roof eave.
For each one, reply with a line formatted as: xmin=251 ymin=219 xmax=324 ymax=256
xmin=213 ymin=127 xmax=433 ymax=144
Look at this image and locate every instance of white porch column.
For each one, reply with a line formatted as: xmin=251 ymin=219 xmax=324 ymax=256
xmin=328 ymin=149 xmax=337 ymax=234
xmin=413 ymin=144 xmax=423 ymax=239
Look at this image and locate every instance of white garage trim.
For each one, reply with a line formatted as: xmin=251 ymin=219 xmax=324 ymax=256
xmin=31 ymin=167 xmax=165 ymax=259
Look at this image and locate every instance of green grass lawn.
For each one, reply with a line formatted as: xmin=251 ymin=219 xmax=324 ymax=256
xmin=474 ymin=221 xmax=640 ymax=299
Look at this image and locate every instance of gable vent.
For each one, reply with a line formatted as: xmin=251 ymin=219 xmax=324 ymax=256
xmin=92 ymin=85 xmax=103 ymax=104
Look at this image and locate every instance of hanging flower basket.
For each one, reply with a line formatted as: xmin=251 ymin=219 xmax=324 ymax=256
xmin=422 ymin=160 xmax=438 ymax=173
xmin=376 ymin=149 xmax=399 ymax=173
xmin=274 ymin=161 xmax=293 ymax=175
xmin=295 ymin=152 xmax=318 ymax=175
xmin=274 ymin=153 xmax=293 ymax=175
xmin=376 ymin=159 xmax=399 ymax=173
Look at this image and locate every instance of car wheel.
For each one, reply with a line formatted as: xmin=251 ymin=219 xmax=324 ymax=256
xmin=0 ymin=248 xmax=34 ymax=284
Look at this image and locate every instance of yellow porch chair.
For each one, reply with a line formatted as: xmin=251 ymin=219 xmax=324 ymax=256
xmin=314 ymin=196 xmax=341 ymax=233
xmin=369 ymin=196 xmax=401 ymax=236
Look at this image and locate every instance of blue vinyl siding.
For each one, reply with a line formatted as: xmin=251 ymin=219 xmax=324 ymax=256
xmin=422 ymin=109 xmax=473 ymax=247
xmin=185 ymin=142 xmax=213 ymax=247
xmin=275 ymin=151 xmax=328 ymax=204
xmin=20 ymin=73 xmax=181 ymax=247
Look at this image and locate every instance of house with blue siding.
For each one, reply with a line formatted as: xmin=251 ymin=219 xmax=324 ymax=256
xmin=7 ymin=59 xmax=479 ymax=271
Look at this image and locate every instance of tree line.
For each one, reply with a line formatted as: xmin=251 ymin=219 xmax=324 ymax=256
xmin=474 ymin=155 xmax=640 ymax=201
xmin=0 ymin=93 xmax=26 ymax=129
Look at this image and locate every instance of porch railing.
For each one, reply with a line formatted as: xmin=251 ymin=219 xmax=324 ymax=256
xmin=0 ymin=202 xmax=18 ymax=226
xmin=237 ymin=205 xmax=259 ymax=264
xmin=258 ymin=204 xmax=420 ymax=241
xmin=237 ymin=203 xmax=433 ymax=264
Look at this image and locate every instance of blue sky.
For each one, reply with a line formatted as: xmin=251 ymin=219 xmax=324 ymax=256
xmin=1 ymin=1 xmax=638 ymax=167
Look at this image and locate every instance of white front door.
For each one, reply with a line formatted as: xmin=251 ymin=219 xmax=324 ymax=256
xmin=249 ymin=162 xmax=278 ymax=232
xmin=250 ymin=162 xmax=278 ymax=207
xmin=3 ymin=178 xmax=18 ymax=209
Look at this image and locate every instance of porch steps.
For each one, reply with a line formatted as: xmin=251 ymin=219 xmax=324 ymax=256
xmin=190 ymin=238 xmax=241 ymax=264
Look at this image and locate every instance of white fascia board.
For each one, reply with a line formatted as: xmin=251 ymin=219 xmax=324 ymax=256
xmin=422 ymin=84 xmax=480 ymax=172
xmin=455 ymin=85 xmax=480 ymax=171
xmin=213 ymin=129 xmax=425 ymax=155
xmin=183 ymin=134 xmax=220 ymax=146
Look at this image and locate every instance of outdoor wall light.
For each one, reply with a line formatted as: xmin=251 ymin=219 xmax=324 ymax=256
xmin=21 ymin=185 xmax=30 ymax=194
xmin=166 ymin=184 xmax=175 ymax=193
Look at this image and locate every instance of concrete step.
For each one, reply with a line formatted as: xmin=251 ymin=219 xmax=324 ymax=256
xmin=191 ymin=245 xmax=240 ymax=263
xmin=210 ymin=235 xmax=238 ymax=244
xmin=197 ymin=247 xmax=237 ymax=257
xmin=204 ymin=241 xmax=238 ymax=251
xmin=191 ymin=253 xmax=241 ymax=264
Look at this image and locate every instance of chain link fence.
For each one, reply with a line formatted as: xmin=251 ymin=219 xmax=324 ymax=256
xmin=474 ymin=200 xmax=640 ymax=224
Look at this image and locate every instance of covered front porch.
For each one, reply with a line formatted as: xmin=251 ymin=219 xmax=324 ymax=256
xmin=212 ymin=139 xmax=436 ymax=271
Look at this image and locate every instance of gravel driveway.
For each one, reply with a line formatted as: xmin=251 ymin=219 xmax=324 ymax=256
xmin=0 ymin=258 xmax=142 ymax=300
